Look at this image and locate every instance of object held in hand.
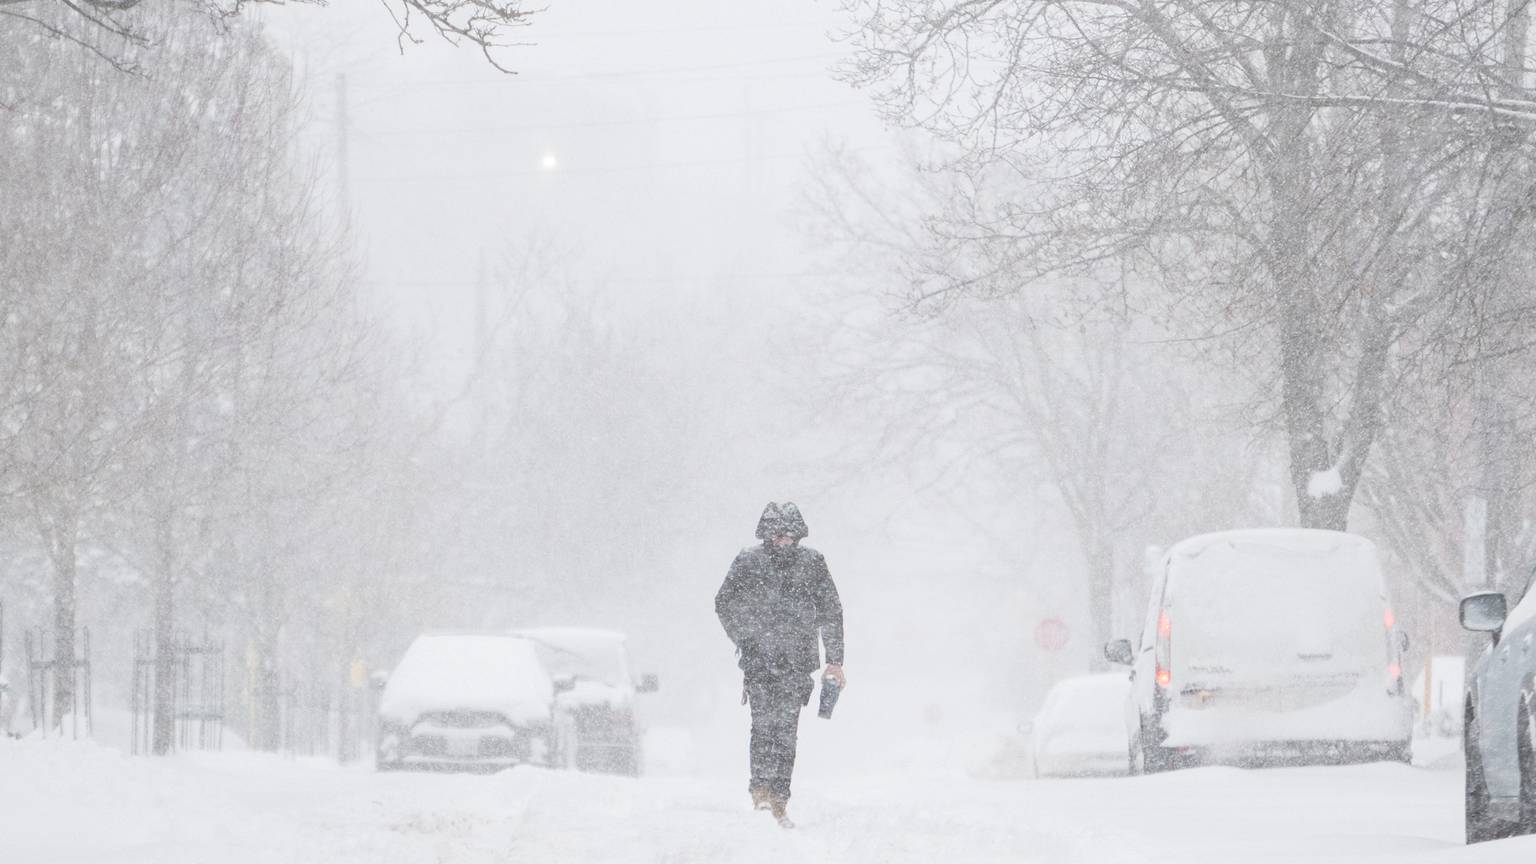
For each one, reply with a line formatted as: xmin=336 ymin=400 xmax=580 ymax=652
xmin=817 ymin=674 xmax=841 ymax=719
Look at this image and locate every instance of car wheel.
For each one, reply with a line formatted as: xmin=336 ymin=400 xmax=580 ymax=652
xmin=1467 ymin=700 xmax=1509 ymax=844
xmin=553 ymin=714 xmax=579 ymax=771
xmin=1519 ymin=687 xmax=1536 ymax=835
xmin=375 ymin=731 xmax=402 ymax=772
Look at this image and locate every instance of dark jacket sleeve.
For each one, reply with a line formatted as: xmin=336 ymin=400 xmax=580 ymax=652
xmin=814 ymin=554 xmax=844 ymax=665
xmin=715 ymin=551 xmax=760 ymax=648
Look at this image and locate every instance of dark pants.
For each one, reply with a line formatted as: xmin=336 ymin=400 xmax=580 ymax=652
xmin=745 ymin=672 xmax=814 ymax=801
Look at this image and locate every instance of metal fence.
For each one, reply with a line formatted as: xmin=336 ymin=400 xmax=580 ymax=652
xmin=24 ymin=626 xmax=92 ymax=739
xmin=131 ymin=630 xmax=225 ymax=755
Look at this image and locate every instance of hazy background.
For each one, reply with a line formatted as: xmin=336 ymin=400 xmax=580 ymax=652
xmin=251 ymin=1 xmax=1080 ymax=772
xmin=3 ymin=0 xmax=1513 ymax=783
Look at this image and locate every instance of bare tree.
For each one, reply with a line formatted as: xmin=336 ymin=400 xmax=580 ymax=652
xmin=802 ymin=144 xmax=1270 ymax=660
xmin=0 ymin=6 xmax=230 ymax=726
xmin=0 ymin=5 xmax=397 ymax=749
xmin=838 ymin=0 xmax=1536 ymax=530
xmin=0 ymin=0 xmax=538 ymax=75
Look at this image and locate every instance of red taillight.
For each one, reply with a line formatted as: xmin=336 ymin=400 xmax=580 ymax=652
xmin=1383 ymin=608 xmax=1396 ymax=630
xmin=1155 ymin=609 xmax=1172 ymax=688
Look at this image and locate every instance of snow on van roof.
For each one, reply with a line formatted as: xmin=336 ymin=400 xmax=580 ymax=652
xmin=1166 ymin=528 xmax=1376 ymax=562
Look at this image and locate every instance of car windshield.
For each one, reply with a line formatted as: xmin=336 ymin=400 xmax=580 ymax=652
xmin=520 ymin=631 xmax=629 ymax=687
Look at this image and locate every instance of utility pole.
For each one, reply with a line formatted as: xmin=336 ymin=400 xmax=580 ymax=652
xmin=742 ymin=82 xmax=756 ymax=206
xmin=333 ymin=74 xmax=359 ymax=764
xmin=472 ymin=249 xmax=489 ymax=461
xmin=336 ymin=73 xmax=352 ymax=224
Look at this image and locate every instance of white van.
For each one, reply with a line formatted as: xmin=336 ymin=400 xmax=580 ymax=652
xmin=1104 ymin=529 xmax=1414 ymax=772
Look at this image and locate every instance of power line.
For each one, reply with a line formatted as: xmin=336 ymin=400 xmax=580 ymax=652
xmin=348 ymin=53 xmax=848 ymax=89
xmin=355 ymin=100 xmax=865 ymax=138
xmin=526 ymin=21 xmax=834 ymax=39
xmin=351 ymin=143 xmax=890 ymax=184
xmin=362 ymin=271 xmax=844 ymax=289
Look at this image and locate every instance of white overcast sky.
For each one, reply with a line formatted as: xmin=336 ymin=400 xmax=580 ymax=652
xmin=259 ymin=1 xmax=893 ymax=374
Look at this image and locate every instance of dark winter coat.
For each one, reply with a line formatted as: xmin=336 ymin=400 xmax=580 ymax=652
xmin=715 ymin=543 xmax=844 ymax=678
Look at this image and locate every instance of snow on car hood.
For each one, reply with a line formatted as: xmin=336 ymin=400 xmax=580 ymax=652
xmin=379 ymin=634 xmax=553 ymax=727
xmin=1034 ymin=673 xmax=1129 ymax=758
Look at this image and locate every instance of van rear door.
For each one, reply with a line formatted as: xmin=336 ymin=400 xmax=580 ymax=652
xmin=1166 ymin=535 xmax=1388 ymax=712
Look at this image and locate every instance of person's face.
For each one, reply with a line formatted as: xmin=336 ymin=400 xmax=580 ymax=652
xmin=771 ymin=533 xmax=796 ymax=547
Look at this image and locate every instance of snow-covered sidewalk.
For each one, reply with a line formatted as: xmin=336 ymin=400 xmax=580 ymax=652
xmin=3 ymin=736 xmax=1534 ymax=863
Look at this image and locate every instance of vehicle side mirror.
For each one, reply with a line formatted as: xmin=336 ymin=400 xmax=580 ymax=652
xmin=368 ymin=670 xmax=390 ymax=692
xmin=1460 ymin=591 xmax=1507 ymax=633
xmin=637 ymin=673 xmax=659 ymax=694
xmin=552 ymin=674 xmax=577 ymax=694
xmin=1104 ymin=639 xmax=1134 ymax=666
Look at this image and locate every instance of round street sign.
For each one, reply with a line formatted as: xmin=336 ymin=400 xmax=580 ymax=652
xmin=1035 ymin=617 xmax=1071 ymax=652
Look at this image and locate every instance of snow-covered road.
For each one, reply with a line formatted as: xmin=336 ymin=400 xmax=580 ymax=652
xmin=5 ymin=736 xmax=1536 ymax=864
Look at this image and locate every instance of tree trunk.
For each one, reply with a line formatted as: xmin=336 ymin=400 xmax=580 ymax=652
xmin=249 ymin=627 xmax=282 ymax=752
xmin=49 ymin=513 xmax=78 ymax=728
xmin=247 ymin=563 xmax=284 ymax=752
xmin=1084 ymin=538 xmax=1115 ymax=672
xmin=1273 ymin=204 xmax=1346 ymax=530
xmin=1266 ymin=11 xmax=1365 ymax=532
xmin=151 ymin=511 xmax=177 ymax=756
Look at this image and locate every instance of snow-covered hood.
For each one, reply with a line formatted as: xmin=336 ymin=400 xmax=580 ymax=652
xmin=378 ymin=634 xmax=554 ymax=728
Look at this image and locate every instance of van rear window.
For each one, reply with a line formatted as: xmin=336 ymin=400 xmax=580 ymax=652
xmin=1168 ymin=539 xmax=1386 ymax=682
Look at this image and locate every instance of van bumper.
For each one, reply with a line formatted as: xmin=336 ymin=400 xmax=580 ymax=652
xmin=1157 ymin=688 xmax=1414 ymax=754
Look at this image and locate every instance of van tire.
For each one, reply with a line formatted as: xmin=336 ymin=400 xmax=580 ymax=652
xmin=1131 ymin=722 xmax=1174 ymax=775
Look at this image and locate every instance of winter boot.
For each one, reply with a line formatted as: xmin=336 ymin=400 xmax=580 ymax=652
xmin=770 ymin=796 xmax=794 ymax=829
xmin=750 ymin=788 xmax=773 ymax=811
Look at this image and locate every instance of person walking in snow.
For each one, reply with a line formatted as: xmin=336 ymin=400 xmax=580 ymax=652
xmin=714 ymin=502 xmax=845 ymax=828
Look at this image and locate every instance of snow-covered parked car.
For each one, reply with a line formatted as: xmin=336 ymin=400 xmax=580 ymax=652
xmin=1024 ymin=673 xmax=1131 ymax=778
xmin=375 ymin=632 xmax=555 ymax=772
xmin=1460 ymin=570 xmax=1536 ymax=842
xmin=514 ymin=627 xmax=659 ymax=776
xmin=1105 ymin=529 xmax=1414 ymax=772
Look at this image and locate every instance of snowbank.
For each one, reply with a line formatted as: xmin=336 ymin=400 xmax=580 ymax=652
xmin=6 ymin=732 xmax=1536 ymax=863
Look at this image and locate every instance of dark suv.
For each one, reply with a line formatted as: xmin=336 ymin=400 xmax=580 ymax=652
xmin=514 ymin=627 xmax=659 ymax=776
xmin=1461 ymin=575 xmax=1536 ymax=842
